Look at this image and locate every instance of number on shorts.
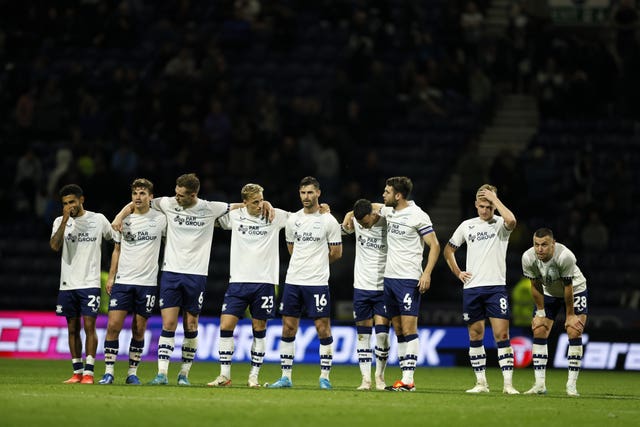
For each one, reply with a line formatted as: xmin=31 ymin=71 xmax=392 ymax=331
xmin=146 ymin=294 xmax=156 ymax=310
xmin=261 ymin=296 xmax=274 ymax=309
xmin=314 ymin=294 xmax=328 ymax=307
xmin=87 ymin=295 xmax=100 ymax=308
xmin=573 ymin=295 xmax=587 ymax=310
xmin=500 ymin=297 xmax=508 ymax=310
xmin=198 ymin=292 xmax=204 ymax=305
xmin=403 ymin=293 xmax=412 ymax=307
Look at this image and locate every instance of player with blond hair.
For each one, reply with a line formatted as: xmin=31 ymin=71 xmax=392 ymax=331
xmin=112 ymin=173 xmax=259 ymax=385
xmin=443 ymin=184 xmax=519 ymax=394
xmin=207 ymin=183 xmax=289 ymax=388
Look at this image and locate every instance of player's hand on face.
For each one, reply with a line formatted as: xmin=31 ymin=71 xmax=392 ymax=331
xmin=262 ymin=200 xmax=274 ymax=222
xmin=62 ymin=204 xmax=74 ymax=219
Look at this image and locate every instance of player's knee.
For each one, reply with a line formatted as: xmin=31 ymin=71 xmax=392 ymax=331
xmin=316 ymin=325 xmax=331 ymax=338
xmin=282 ymin=323 xmax=297 ymax=337
xmin=494 ymin=333 xmax=509 ymax=342
xmin=162 ymin=320 xmax=178 ymax=331
xmin=106 ymin=326 xmax=121 ymax=337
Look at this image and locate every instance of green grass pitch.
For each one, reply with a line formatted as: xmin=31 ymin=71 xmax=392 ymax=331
xmin=1 ymin=359 xmax=638 ymax=427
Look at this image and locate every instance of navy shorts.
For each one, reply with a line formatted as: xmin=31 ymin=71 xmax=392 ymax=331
xmin=159 ymin=271 xmax=207 ymax=314
xmin=539 ymin=289 xmax=589 ymax=319
xmin=109 ymin=283 xmax=157 ymax=318
xmin=56 ymin=288 xmax=101 ymax=318
xmin=353 ymin=288 xmax=387 ymax=322
xmin=383 ymin=278 xmax=421 ymax=318
xmin=221 ymin=282 xmax=275 ymax=320
xmin=462 ymin=286 xmax=511 ymax=324
xmin=279 ymin=284 xmax=331 ymax=318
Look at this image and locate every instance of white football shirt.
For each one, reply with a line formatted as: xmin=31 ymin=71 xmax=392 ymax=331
xmin=285 ymin=210 xmax=342 ymax=286
xmin=521 ymin=243 xmax=587 ymax=297
xmin=344 ymin=216 xmax=387 ymax=291
xmin=152 ymin=197 xmax=229 ymax=276
xmin=218 ymin=207 xmax=289 ymax=284
xmin=51 ymin=210 xmax=116 ymax=290
xmin=115 ymin=209 xmax=167 ymax=286
xmin=381 ymin=204 xmax=434 ymax=280
xmin=448 ymin=215 xmax=511 ymax=289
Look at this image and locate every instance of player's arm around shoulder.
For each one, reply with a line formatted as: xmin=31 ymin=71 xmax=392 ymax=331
xmin=341 ymin=214 xmax=356 ymax=235
xmin=341 ymin=210 xmax=355 ymax=232
xmin=328 ymin=242 xmax=342 ymax=263
xmin=327 ymin=214 xmax=343 ymax=263
xmin=273 ymin=208 xmax=290 ymax=228
xmin=284 ymin=215 xmax=296 ymax=256
xmin=371 ymin=202 xmax=384 ymax=213
xmin=112 ymin=201 xmax=136 ymax=232
xmin=216 ymin=211 xmax=232 ymax=230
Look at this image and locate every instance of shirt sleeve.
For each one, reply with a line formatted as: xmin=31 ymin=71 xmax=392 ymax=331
xmin=51 ymin=216 xmax=63 ymax=238
xmin=160 ymin=215 xmax=167 ymax=237
xmin=521 ymin=249 xmax=539 ymax=279
xmin=150 ymin=197 xmax=165 ymax=213
xmin=497 ymin=216 xmax=512 ymax=239
xmin=217 ymin=212 xmax=232 ymax=230
xmin=274 ymin=208 xmax=290 ymax=229
xmin=207 ymin=200 xmax=230 ymax=218
xmin=100 ymin=214 xmax=118 ymax=242
xmin=416 ymin=209 xmax=434 ymax=236
xmin=449 ymin=222 xmax=466 ymax=248
xmin=379 ymin=206 xmax=392 ymax=218
xmin=557 ymin=249 xmax=578 ymax=281
xmin=285 ymin=216 xmax=295 ymax=244
xmin=326 ymin=215 xmax=342 ymax=245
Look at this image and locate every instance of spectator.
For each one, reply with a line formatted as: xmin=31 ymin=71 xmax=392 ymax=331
xmin=580 ymin=211 xmax=609 ymax=252
xmin=460 ymin=1 xmax=484 ymax=59
xmin=15 ymin=87 xmax=36 ymax=136
xmin=533 ymin=57 xmax=565 ymax=118
xmin=610 ymin=0 xmax=640 ymax=64
xmin=47 ymin=147 xmax=74 ymax=198
xmin=164 ymin=47 xmax=197 ymax=78
xmin=14 ymin=145 xmax=43 ymax=213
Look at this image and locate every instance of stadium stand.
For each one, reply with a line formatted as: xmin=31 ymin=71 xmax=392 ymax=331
xmin=0 ymin=1 xmax=638 ymax=330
